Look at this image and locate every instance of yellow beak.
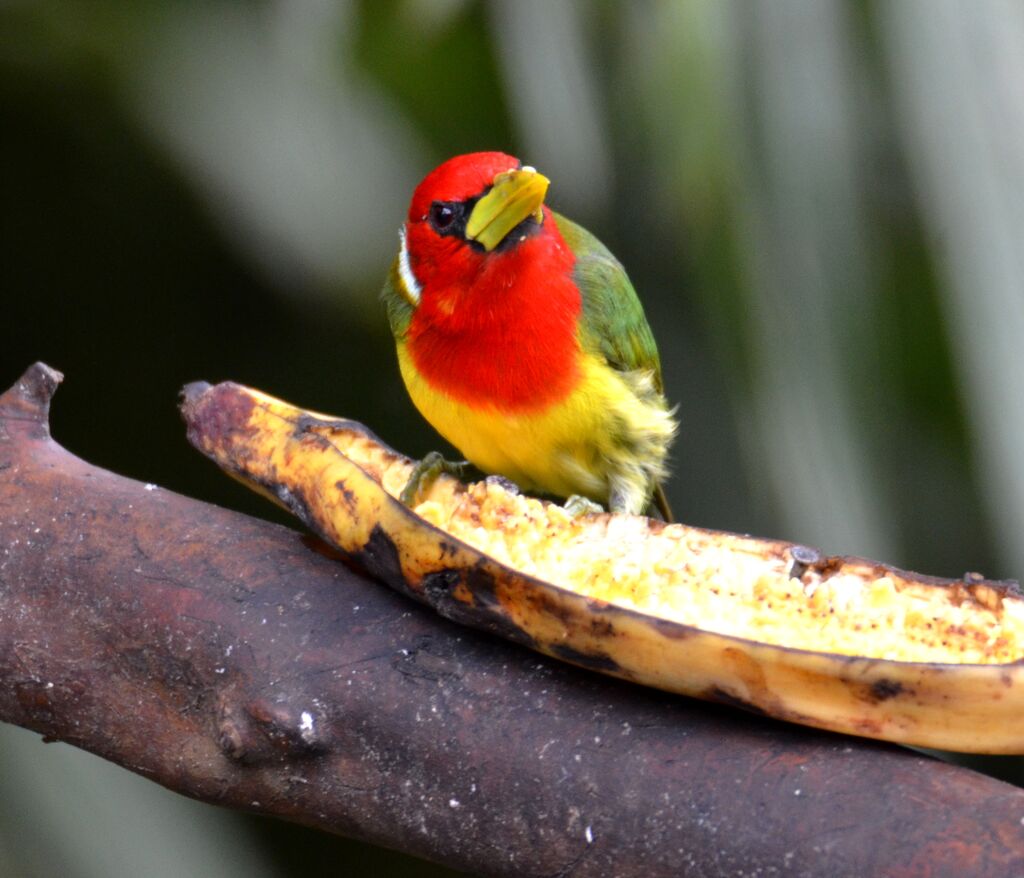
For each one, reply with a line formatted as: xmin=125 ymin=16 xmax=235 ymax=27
xmin=466 ymin=166 xmax=550 ymax=252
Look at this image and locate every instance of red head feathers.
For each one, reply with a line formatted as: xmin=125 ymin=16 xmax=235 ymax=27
xmin=399 ymin=152 xmax=581 ymax=411
xmin=407 ymin=151 xmax=521 ymax=223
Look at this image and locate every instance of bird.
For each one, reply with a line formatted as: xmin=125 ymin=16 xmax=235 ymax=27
xmin=382 ymin=151 xmax=677 ymax=519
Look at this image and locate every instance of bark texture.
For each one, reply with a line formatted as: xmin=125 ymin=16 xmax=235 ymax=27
xmin=1 ymin=363 xmax=1021 ymax=877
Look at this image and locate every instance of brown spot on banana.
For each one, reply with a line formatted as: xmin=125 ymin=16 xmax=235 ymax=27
xmin=868 ymin=679 xmax=908 ymax=702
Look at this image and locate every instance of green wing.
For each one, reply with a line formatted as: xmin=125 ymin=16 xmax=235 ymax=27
xmin=381 ymin=257 xmax=414 ymax=339
xmin=553 ymin=212 xmax=664 ymax=393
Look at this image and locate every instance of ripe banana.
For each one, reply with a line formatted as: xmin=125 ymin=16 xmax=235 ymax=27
xmin=181 ymin=381 xmax=1024 ymax=753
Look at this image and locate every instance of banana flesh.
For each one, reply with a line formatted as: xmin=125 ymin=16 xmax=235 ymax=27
xmin=181 ymin=381 xmax=1024 ymax=753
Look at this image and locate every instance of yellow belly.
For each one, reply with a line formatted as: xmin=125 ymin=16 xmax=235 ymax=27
xmin=397 ymin=343 xmax=675 ymax=510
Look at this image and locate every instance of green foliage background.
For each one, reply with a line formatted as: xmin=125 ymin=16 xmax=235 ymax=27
xmin=2 ymin=1 xmax=1022 ymax=875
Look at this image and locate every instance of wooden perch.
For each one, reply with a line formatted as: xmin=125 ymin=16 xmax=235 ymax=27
xmin=0 ymin=363 xmax=1021 ymax=877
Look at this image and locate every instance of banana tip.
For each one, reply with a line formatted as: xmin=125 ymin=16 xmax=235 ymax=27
xmin=180 ymin=381 xmax=213 ymax=408
xmin=178 ymin=382 xmax=257 ymax=455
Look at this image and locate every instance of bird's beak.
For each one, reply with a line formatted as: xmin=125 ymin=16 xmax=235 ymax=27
xmin=466 ymin=166 xmax=550 ymax=252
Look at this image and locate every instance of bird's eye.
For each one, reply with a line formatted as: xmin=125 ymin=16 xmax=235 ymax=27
xmin=429 ymin=202 xmax=458 ymax=232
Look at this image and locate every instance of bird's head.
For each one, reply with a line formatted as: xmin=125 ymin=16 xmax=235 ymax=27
xmin=399 ymin=152 xmax=551 ymax=298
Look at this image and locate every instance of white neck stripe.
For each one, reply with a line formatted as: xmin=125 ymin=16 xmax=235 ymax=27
xmin=398 ymin=225 xmax=422 ymax=306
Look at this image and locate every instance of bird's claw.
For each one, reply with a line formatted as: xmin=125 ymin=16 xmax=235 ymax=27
xmin=399 ymin=452 xmax=472 ymax=506
xmin=485 ymin=474 xmax=521 ymax=495
xmin=563 ymin=494 xmax=605 ymax=518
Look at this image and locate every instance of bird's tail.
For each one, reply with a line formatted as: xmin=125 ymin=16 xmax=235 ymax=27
xmin=652 ymin=482 xmax=673 ymax=523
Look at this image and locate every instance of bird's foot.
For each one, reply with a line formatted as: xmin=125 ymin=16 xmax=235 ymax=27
xmin=399 ymin=452 xmax=473 ymax=506
xmin=563 ymin=494 xmax=605 ymax=518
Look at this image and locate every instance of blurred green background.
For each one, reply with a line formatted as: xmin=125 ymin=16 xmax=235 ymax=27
xmin=2 ymin=1 xmax=1022 ymax=875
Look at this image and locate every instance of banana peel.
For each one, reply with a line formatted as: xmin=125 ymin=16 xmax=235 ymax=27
xmin=180 ymin=381 xmax=1024 ymax=753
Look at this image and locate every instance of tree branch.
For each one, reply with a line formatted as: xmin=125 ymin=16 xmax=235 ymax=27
xmin=1 ymin=363 xmax=1021 ymax=877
